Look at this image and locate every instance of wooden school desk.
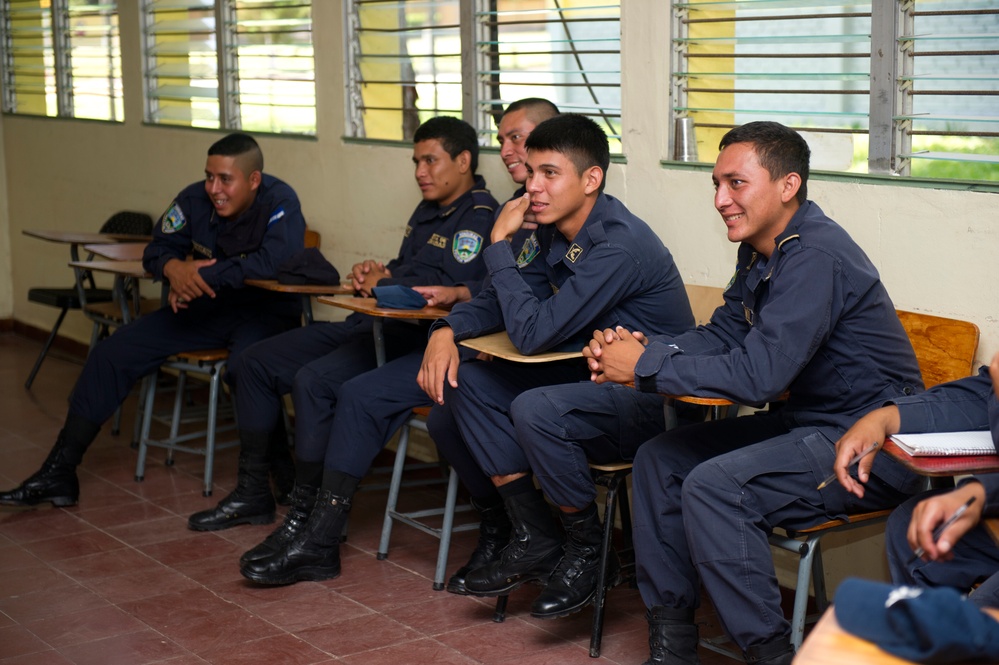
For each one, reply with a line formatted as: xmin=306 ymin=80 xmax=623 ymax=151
xmin=245 ymin=279 xmax=353 ymax=325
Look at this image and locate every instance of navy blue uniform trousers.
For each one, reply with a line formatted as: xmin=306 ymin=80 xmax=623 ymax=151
xmin=633 ymin=412 xmax=912 ymax=650
xmin=69 ymin=301 xmax=297 ymax=426
xmin=886 ymin=489 xmax=999 ymax=608
xmin=235 ymin=315 xmax=429 ymax=476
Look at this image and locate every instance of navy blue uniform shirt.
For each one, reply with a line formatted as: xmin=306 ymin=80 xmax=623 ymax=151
xmin=437 ymin=193 xmax=694 ymax=354
xmin=143 ymin=173 xmax=305 ymax=312
xmin=379 ymin=175 xmax=497 ymax=297
xmin=635 ymin=200 xmax=923 ymax=430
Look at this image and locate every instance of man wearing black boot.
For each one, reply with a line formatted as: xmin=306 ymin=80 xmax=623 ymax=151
xmin=0 ymin=133 xmax=305 ymax=509
xmin=191 ymin=117 xmax=499 ymax=586
xmin=585 ymin=122 xmax=925 ymax=664
xmin=423 ymin=98 xmax=561 ymax=595
xmin=417 ymin=114 xmax=694 ymax=616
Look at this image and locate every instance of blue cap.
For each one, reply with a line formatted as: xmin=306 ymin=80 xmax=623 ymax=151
xmin=834 ymin=577 xmax=999 ymax=663
xmin=372 ymin=285 xmax=428 ymax=310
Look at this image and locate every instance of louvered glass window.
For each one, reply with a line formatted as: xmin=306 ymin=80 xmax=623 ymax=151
xmin=1 ymin=0 xmax=122 ymax=120
xmin=142 ymin=0 xmax=316 ymax=134
xmin=344 ymin=0 xmax=622 ymax=151
xmin=670 ymin=1 xmax=998 ymax=183
xmin=474 ymin=1 xmax=621 ymax=151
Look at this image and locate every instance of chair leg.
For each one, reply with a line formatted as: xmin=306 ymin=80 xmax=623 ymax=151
xmin=789 ymin=535 xmax=821 ymax=651
xmin=134 ymin=372 xmax=158 ymax=482
xmin=377 ymin=424 xmax=411 ymax=560
xmin=590 ymin=474 xmax=621 ymax=658
xmin=165 ymin=371 xmax=187 ymax=467
xmin=25 ymin=306 xmax=69 ymax=389
xmin=493 ymin=595 xmax=508 ymax=623
xmin=433 ymin=467 xmax=461 ymax=590
xmin=201 ymin=362 xmax=221 ymax=497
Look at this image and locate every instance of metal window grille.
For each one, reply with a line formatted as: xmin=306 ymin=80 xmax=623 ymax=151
xmin=1 ymin=0 xmax=122 ymax=120
xmin=473 ymin=0 xmax=621 ymax=151
xmin=344 ymin=0 xmax=622 ymax=150
xmin=671 ymin=0 xmax=999 ymax=183
xmin=142 ymin=0 xmax=315 ymax=134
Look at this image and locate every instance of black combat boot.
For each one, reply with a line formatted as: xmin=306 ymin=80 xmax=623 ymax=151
xmin=240 ymin=488 xmax=352 ymax=585
xmin=0 ymin=414 xmax=99 ymax=507
xmin=744 ymin=637 xmax=794 ymax=665
xmin=446 ymin=496 xmax=512 ymax=595
xmin=239 ymin=483 xmax=317 ymax=566
xmin=187 ymin=431 xmax=275 ymax=531
xmin=644 ymin=606 xmax=700 ymax=665
xmin=531 ymin=504 xmax=613 ymax=618
xmin=268 ymin=421 xmax=295 ymax=506
xmin=464 ymin=485 xmax=563 ymax=596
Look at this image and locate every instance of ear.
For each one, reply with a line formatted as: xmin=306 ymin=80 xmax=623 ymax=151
xmin=582 ymin=165 xmax=604 ymax=195
xmin=780 ymin=172 xmax=801 ymax=204
xmin=456 ymin=150 xmax=471 ymax=174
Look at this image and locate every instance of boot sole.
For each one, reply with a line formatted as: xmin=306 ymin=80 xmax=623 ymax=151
xmin=0 ymin=495 xmax=77 ymax=508
xmin=188 ymin=512 xmax=275 ymax=532
xmin=240 ymin=565 xmax=341 ymax=586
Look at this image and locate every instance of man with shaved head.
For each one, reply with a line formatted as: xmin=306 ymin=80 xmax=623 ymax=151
xmin=1 ymin=132 xmax=306 ymax=508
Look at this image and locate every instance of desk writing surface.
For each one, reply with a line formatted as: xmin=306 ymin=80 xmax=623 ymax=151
xmin=85 ymin=242 xmax=149 ymax=261
xmin=882 ymin=437 xmax=999 ymax=478
xmin=245 ymin=279 xmax=352 ymax=296
xmin=69 ymin=260 xmax=150 ymax=279
xmin=794 ymin=607 xmax=999 ymax=665
xmin=459 ymin=331 xmax=583 ymax=363
xmin=25 ymin=230 xmax=149 ymax=245
xmin=316 ymin=294 xmax=450 ymax=320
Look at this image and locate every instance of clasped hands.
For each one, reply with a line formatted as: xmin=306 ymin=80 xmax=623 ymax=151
xmin=583 ymin=325 xmax=648 ymax=384
xmin=164 ymin=258 xmax=216 ymax=313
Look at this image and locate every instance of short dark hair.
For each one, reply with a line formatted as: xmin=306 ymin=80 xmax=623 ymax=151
xmin=719 ymin=121 xmax=810 ymax=204
xmin=413 ymin=116 xmax=480 ymax=173
xmin=500 ymin=98 xmax=560 ymax=128
xmin=208 ymin=132 xmax=263 ymax=174
xmin=525 ymin=114 xmax=610 ymax=192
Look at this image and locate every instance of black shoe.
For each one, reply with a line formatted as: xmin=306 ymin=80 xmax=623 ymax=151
xmin=188 ymin=446 xmax=276 ymax=531
xmin=240 ymin=484 xmax=317 ymax=566
xmin=0 ymin=463 xmax=79 ymax=507
xmin=744 ymin=637 xmax=794 ymax=665
xmin=531 ymin=507 xmax=614 ymax=619
xmin=240 ymin=489 xmax=350 ymax=585
xmin=447 ymin=498 xmax=512 ymax=595
xmin=464 ymin=487 xmax=563 ymax=597
xmin=643 ymin=606 xmax=700 ymax=665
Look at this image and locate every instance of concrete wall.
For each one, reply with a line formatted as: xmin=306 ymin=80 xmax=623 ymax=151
xmin=3 ymin=2 xmax=997 ymax=591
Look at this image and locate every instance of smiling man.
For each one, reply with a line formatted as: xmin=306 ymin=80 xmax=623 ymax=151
xmin=417 ymin=113 xmax=694 ymax=616
xmin=1 ymin=133 xmax=305 ymax=508
xmin=584 ymin=122 xmax=925 ymax=665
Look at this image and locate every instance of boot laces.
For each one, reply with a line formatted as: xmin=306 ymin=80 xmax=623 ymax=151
xmin=551 ymin=539 xmax=597 ymax=584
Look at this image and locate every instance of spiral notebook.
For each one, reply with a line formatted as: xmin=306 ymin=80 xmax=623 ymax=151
xmin=891 ymin=431 xmax=997 ymax=457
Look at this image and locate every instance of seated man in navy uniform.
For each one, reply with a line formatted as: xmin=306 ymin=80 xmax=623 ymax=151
xmin=189 ymin=117 xmax=499 ymax=587
xmin=1 ymin=133 xmax=305 ymax=508
xmin=417 ymin=114 xmax=694 ymax=614
xmin=834 ymin=353 xmax=999 ymax=607
xmin=411 ymin=97 xmax=561 ymax=595
xmin=586 ymin=122 xmax=925 ymax=665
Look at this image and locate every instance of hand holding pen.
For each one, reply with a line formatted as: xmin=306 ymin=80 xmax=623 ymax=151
xmin=907 ymin=495 xmax=977 ymax=565
xmin=817 ymin=441 xmax=879 ymax=490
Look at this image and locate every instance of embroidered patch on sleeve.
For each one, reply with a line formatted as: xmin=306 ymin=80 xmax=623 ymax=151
xmin=267 ymin=207 xmax=285 ymax=226
xmin=160 ymin=202 xmax=186 ymax=234
xmin=452 ymin=230 xmax=483 ymax=263
xmin=516 ymin=232 xmax=540 ymax=268
xmin=565 ymin=243 xmax=583 ymax=263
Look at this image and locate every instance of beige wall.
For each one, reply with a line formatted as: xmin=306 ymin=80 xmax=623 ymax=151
xmin=2 ymin=2 xmax=996 ymax=589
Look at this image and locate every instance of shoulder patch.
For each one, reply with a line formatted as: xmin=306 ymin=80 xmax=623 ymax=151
xmin=452 ymin=230 xmax=483 ymax=264
xmin=268 ymin=207 xmax=285 ymax=226
xmin=405 ymin=224 xmax=413 ymax=238
xmin=725 ymin=263 xmax=739 ymax=291
xmin=160 ymin=201 xmax=186 ymax=234
xmin=566 ymin=243 xmax=584 ymax=263
xmin=516 ymin=233 xmax=540 ymax=268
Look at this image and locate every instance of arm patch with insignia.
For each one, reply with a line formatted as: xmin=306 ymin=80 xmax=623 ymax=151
xmin=160 ymin=201 xmax=186 ymax=234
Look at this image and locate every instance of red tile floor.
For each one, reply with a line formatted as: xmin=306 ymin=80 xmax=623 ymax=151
xmin=0 ymin=332 xmax=747 ymax=665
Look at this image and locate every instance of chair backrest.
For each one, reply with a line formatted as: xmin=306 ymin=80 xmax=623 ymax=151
xmin=99 ymin=211 xmax=153 ymax=236
xmin=83 ymin=242 xmax=148 ymax=261
xmin=685 ymin=284 xmax=726 ymax=327
xmin=305 ymin=227 xmax=321 ymax=249
xmin=897 ymin=310 xmax=980 ymax=388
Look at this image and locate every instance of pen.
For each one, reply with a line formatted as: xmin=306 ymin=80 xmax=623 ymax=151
xmin=907 ymin=495 xmax=977 ymax=565
xmin=816 ymin=441 xmax=880 ymax=490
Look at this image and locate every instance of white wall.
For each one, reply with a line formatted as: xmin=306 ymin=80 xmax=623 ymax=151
xmin=2 ymin=1 xmax=996 ymax=590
